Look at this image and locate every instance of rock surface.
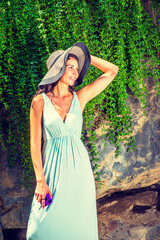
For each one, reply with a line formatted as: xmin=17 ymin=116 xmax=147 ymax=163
xmin=97 ymin=186 xmax=160 ymax=240
xmin=95 ymin=78 xmax=160 ymax=199
xmin=0 ymin=151 xmax=33 ymax=240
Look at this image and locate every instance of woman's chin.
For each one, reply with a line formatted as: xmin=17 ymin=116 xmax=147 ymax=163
xmin=68 ymin=81 xmax=75 ymax=86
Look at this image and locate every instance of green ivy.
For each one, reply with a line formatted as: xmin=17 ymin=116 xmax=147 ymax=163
xmin=0 ymin=0 xmax=159 ymax=187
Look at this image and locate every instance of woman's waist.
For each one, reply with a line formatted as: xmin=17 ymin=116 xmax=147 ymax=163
xmin=43 ymin=134 xmax=81 ymax=142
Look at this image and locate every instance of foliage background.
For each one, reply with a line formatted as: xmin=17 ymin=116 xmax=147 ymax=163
xmin=0 ymin=0 xmax=159 ymax=185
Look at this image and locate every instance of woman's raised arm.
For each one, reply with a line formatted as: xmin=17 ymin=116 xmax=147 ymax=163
xmin=77 ymin=55 xmax=119 ymax=111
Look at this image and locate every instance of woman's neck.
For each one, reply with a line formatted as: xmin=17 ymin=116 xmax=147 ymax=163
xmin=52 ymin=82 xmax=71 ymax=98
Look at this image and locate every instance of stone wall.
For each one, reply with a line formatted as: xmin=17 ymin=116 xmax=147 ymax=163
xmin=95 ymin=77 xmax=160 ymax=199
xmin=94 ymin=77 xmax=160 ymax=239
xmin=0 ymin=152 xmax=33 ymax=240
xmin=97 ymin=185 xmax=160 ymax=240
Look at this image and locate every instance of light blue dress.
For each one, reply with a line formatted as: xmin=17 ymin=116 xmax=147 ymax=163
xmin=26 ymin=91 xmax=99 ymax=240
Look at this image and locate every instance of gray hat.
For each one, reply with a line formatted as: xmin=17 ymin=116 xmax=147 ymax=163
xmin=38 ymin=42 xmax=91 ymax=87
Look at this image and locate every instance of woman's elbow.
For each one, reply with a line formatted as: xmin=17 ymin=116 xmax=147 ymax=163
xmin=112 ymin=66 xmax=119 ymax=77
xmin=114 ymin=66 xmax=119 ymax=74
xmin=30 ymin=139 xmax=41 ymax=151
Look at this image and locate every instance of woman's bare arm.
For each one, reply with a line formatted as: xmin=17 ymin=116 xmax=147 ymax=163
xmin=30 ymin=94 xmax=52 ymax=208
xmin=77 ymin=55 xmax=119 ymax=111
xmin=30 ymin=95 xmax=45 ymax=182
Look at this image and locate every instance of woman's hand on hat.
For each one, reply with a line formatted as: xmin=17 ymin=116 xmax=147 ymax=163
xmin=35 ymin=179 xmax=52 ymax=209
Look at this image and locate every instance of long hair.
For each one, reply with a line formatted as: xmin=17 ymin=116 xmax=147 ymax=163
xmin=35 ymin=53 xmax=79 ymax=96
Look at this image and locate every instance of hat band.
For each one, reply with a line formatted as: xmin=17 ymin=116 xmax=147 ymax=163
xmin=49 ymin=52 xmax=64 ymax=70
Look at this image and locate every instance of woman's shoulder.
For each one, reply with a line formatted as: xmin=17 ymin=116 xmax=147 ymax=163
xmin=31 ymin=93 xmax=44 ymax=111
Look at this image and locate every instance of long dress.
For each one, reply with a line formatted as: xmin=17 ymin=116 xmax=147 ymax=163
xmin=26 ymin=91 xmax=99 ymax=240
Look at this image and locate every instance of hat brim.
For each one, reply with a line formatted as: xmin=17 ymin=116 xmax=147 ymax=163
xmin=38 ymin=42 xmax=91 ymax=87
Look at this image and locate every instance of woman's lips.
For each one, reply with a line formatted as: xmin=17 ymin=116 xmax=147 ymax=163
xmin=69 ymin=77 xmax=76 ymax=81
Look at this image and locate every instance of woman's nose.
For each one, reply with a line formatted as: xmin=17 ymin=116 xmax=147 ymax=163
xmin=76 ymin=69 xmax=79 ymax=76
xmin=73 ymin=69 xmax=78 ymax=77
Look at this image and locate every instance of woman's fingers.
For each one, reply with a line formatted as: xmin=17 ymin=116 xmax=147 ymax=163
xmin=37 ymin=194 xmax=43 ymax=202
xmin=34 ymin=184 xmax=53 ymax=208
xmin=41 ymin=196 xmax=46 ymax=209
xmin=35 ymin=192 xmax=39 ymax=200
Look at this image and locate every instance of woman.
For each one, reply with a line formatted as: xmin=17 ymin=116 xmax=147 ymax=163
xmin=26 ymin=42 xmax=118 ymax=240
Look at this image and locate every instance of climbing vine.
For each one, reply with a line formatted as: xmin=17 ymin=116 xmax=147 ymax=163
xmin=0 ymin=0 xmax=159 ymax=187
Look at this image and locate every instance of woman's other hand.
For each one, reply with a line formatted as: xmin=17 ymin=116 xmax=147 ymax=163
xmin=35 ymin=180 xmax=52 ymax=209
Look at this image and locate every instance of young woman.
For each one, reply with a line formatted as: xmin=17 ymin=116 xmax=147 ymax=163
xmin=26 ymin=42 xmax=118 ymax=240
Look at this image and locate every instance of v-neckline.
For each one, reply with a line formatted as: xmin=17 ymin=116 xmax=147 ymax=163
xmin=44 ymin=92 xmax=75 ymax=124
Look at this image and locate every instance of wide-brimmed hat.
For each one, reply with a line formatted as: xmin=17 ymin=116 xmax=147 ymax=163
xmin=38 ymin=42 xmax=91 ymax=87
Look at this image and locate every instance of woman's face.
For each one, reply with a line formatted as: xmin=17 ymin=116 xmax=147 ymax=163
xmin=59 ymin=57 xmax=79 ymax=86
